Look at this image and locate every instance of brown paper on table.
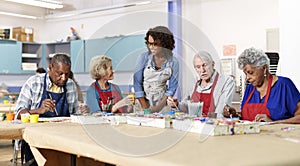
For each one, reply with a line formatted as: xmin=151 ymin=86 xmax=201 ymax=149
xmin=22 ymin=122 xmax=300 ymax=166
xmin=30 ymin=146 xmax=46 ymax=166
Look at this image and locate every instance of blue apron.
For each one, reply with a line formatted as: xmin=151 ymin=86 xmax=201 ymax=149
xmin=39 ymin=73 xmax=69 ymax=117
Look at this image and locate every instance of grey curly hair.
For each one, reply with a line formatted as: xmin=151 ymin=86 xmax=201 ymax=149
xmin=89 ymin=55 xmax=112 ymax=80
xmin=237 ymin=47 xmax=270 ymax=70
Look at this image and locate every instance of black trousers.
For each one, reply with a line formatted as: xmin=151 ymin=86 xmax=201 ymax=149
xmin=21 ymin=140 xmax=38 ymax=166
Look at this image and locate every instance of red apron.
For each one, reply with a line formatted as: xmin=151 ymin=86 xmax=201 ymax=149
xmin=191 ymin=73 xmax=219 ymax=117
xmin=93 ymin=82 xmax=123 ymax=113
xmin=241 ymin=75 xmax=272 ymax=121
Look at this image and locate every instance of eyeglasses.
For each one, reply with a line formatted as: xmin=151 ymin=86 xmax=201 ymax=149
xmin=145 ymin=41 xmax=159 ymax=47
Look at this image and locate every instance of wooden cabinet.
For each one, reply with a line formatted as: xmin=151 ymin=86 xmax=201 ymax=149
xmin=0 ymin=40 xmax=22 ymax=74
xmin=0 ymin=35 xmax=144 ymax=74
xmin=70 ymin=40 xmax=85 ymax=73
xmin=85 ymin=34 xmax=146 ymax=72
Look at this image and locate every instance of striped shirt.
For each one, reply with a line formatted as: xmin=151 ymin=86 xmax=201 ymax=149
xmin=15 ymin=73 xmax=78 ymax=116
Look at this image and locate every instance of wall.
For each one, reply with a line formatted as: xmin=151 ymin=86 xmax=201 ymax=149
xmin=278 ymin=0 xmax=300 ymax=89
xmin=41 ymin=3 xmax=168 ymax=42
xmin=0 ymin=16 xmax=44 ymax=42
xmin=42 ymin=2 xmax=168 ymax=88
xmin=0 ymin=17 xmax=44 ymax=91
xmin=1 ymin=0 xmax=285 ymax=95
xmin=0 ymin=2 xmax=168 ymax=90
xmin=181 ymin=0 xmax=280 ymax=94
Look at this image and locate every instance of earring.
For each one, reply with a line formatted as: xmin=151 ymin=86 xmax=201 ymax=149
xmin=264 ymin=73 xmax=267 ymax=77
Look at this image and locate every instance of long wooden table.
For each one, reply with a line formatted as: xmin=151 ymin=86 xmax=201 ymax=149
xmin=20 ymin=122 xmax=300 ymax=166
xmin=0 ymin=121 xmax=43 ymax=139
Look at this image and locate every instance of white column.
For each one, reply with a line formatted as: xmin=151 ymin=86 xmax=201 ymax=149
xmin=278 ymin=0 xmax=300 ymax=89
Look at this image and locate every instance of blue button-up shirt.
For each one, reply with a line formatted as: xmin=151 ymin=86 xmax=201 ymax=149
xmin=133 ymin=51 xmax=179 ymax=98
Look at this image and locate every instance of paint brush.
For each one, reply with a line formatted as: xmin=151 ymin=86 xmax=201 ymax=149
xmin=168 ymin=97 xmax=179 ymax=111
xmin=48 ymin=94 xmax=59 ymax=116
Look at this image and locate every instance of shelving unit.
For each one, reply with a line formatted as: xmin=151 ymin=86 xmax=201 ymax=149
xmin=44 ymin=40 xmax=85 ymax=73
xmin=44 ymin=42 xmax=71 ymax=67
xmin=0 ymin=35 xmax=143 ymax=74
xmin=21 ymin=42 xmax=43 ymax=73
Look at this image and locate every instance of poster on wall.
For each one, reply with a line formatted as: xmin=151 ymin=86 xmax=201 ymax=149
xmin=223 ymin=44 xmax=236 ymax=56
xmin=220 ymin=58 xmax=235 ymax=76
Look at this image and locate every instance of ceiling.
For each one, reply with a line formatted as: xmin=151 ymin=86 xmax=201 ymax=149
xmin=0 ymin=0 xmax=166 ymax=19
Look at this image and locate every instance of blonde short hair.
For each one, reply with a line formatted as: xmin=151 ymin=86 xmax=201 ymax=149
xmin=89 ymin=55 xmax=112 ymax=80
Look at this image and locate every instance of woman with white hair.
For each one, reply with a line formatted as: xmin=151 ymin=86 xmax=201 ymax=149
xmin=224 ymin=47 xmax=300 ymax=123
xmin=168 ymin=51 xmax=235 ymax=118
xmin=85 ymin=55 xmax=133 ymax=114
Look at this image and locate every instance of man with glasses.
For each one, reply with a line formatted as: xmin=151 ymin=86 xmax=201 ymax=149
xmin=134 ymin=26 xmax=179 ymax=113
xmin=15 ymin=53 xmax=78 ymax=165
xmin=167 ymin=51 xmax=235 ymax=118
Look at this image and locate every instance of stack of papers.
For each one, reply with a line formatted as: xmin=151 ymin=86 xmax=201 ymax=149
xmin=71 ymin=115 xmax=110 ymax=124
xmin=22 ymin=62 xmax=37 ymax=70
xmin=48 ymin=54 xmax=56 ymax=58
xmin=22 ymin=53 xmax=38 ymax=58
xmin=39 ymin=117 xmax=71 ymax=122
xmin=126 ymin=116 xmax=170 ymax=128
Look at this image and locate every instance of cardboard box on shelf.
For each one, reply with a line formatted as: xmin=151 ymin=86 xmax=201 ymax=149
xmin=12 ymin=27 xmax=34 ymax=42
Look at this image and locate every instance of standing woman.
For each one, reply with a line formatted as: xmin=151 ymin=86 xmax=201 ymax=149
xmin=86 ymin=55 xmax=133 ymax=114
xmin=223 ymin=47 xmax=300 ymax=123
xmin=134 ymin=26 xmax=179 ymax=113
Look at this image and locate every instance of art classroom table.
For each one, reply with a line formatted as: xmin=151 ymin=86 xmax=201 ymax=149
xmin=0 ymin=120 xmax=71 ymax=140
xmin=22 ymin=122 xmax=300 ymax=166
xmin=0 ymin=121 xmax=44 ymax=140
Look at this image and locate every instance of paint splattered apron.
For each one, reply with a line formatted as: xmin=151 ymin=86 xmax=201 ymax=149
xmin=94 ymin=82 xmax=123 ymax=113
xmin=143 ymin=57 xmax=172 ymax=106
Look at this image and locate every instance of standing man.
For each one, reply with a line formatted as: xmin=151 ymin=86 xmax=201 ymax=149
xmin=15 ymin=53 xmax=78 ymax=165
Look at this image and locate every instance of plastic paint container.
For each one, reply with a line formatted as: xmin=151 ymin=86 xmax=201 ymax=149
xmin=144 ymin=108 xmax=151 ymax=115
xmin=30 ymin=114 xmax=39 ymax=123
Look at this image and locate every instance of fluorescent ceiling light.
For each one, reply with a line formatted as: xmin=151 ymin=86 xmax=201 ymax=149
xmin=45 ymin=1 xmax=151 ymax=19
xmin=5 ymin=0 xmax=63 ymax=9
xmin=0 ymin=11 xmax=38 ymax=19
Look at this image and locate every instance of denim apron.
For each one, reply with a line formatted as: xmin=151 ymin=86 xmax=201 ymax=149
xmin=39 ymin=73 xmax=69 ymax=117
xmin=22 ymin=73 xmax=69 ymax=165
